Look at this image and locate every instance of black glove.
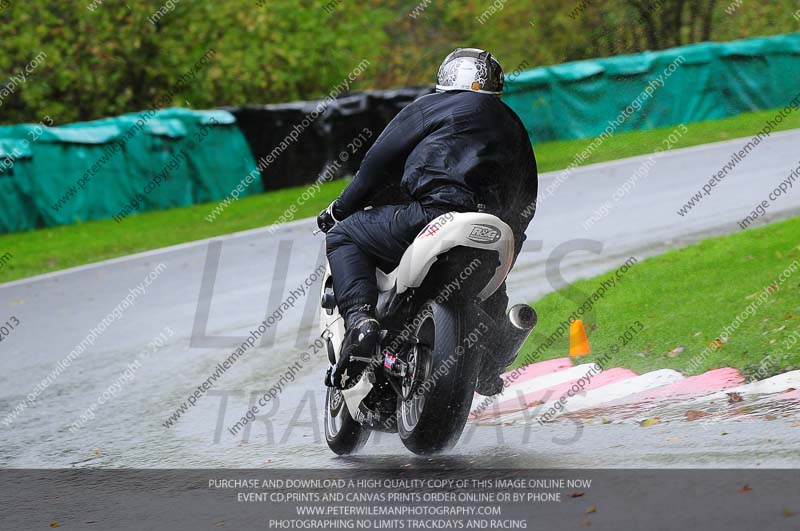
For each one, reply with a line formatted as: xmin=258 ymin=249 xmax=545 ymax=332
xmin=317 ymin=201 xmax=341 ymax=233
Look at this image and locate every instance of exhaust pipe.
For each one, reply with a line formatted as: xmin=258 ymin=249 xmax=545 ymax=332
xmin=496 ymin=304 xmax=538 ymax=365
xmin=508 ymin=304 xmax=537 ymax=331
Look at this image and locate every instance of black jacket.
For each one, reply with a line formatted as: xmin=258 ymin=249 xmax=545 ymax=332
xmin=335 ymin=90 xmax=538 ymax=247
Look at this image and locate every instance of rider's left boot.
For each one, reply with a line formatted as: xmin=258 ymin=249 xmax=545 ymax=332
xmin=326 ymin=304 xmax=381 ymax=389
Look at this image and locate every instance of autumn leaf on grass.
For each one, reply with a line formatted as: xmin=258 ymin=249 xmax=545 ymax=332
xmin=767 ymin=283 xmax=779 ymax=294
xmin=686 ymin=410 xmax=710 ymax=421
xmin=667 ymin=346 xmax=685 ymax=358
xmin=727 ymin=392 xmax=744 ymax=404
xmin=708 ymin=338 xmax=726 ymax=350
xmin=585 ymin=505 xmax=597 ymax=514
xmin=740 ymin=484 xmax=752 ymax=493
xmin=50 ymin=523 xmax=59 ymax=529
xmin=640 ymin=417 xmax=660 ymax=427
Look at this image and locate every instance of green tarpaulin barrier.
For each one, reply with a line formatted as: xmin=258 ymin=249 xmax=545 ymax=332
xmin=154 ymin=108 xmax=259 ymax=203
xmin=0 ymin=139 xmax=38 ymax=233
xmin=113 ymin=114 xmax=194 ymax=214
xmin=0 ymin=122 xmax=135 ymax=227
xmin=504 ymin=33 xmax=800 ymax=142
xmin=0 ymin=108 xmax=258 ymax=234
xmin=34 ymin=121 xmax=135 ymax=226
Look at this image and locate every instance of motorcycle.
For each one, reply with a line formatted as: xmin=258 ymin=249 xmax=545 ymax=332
xmin=318 ymin=210 xmax=537 ymax=455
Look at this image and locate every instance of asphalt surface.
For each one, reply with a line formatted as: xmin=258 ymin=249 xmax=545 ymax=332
xmin=1 ymin=130 xmax=800 ymax=469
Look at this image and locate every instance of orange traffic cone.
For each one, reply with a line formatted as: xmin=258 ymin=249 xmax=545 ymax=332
xmin=569 ymin=320 xmax=591 ymax=357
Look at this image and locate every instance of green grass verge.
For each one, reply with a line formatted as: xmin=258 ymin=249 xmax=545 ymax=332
xmin=0 ymin=180 xmax=348 ymax=283
xmin=1 ymin=106 xmax=799 ymax=283
xmin=512 ymin=215 xmax=800 ymax=377
xmin=536 ymin=106 xmax=800 ymax=171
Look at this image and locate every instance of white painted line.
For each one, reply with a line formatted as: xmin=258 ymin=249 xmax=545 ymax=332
xmin=500 ymin=369 xmax=684 ymax=423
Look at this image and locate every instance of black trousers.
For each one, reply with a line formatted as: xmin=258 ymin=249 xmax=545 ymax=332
xmin=325 ymin=202 xmax=508 ymax=319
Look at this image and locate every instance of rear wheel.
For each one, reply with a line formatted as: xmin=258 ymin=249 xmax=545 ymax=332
xmin=324 ymin=386 xmax=371 ymax=455
xmin=397 ymin=301 xmax=479 ymax=454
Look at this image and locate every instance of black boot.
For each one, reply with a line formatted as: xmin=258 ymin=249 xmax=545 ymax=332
xmin=327 ymin=304 xmax=382 ymax=389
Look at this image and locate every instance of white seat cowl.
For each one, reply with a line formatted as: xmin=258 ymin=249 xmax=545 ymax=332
xmin=376 ymin=212 xmax=515 ymax=299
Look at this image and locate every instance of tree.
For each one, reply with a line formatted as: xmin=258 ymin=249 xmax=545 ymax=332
xmin=0 ymin=0 xmax=795 ymax=125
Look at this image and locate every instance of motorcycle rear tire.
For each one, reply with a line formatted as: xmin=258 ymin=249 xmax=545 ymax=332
xmin=397 ymin=301 xmax=479 ymax=454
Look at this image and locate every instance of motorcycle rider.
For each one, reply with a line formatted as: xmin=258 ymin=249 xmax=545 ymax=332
xmin=317 ymin=48 xmax=538 ymax=395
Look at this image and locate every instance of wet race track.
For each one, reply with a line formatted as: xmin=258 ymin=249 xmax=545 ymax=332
xmin=2 ymin=130 xmax=800 ymax=470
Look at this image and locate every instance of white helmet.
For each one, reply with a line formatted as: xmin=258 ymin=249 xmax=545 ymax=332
xmin=436 ymin=48 xmax=504 ymax=95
